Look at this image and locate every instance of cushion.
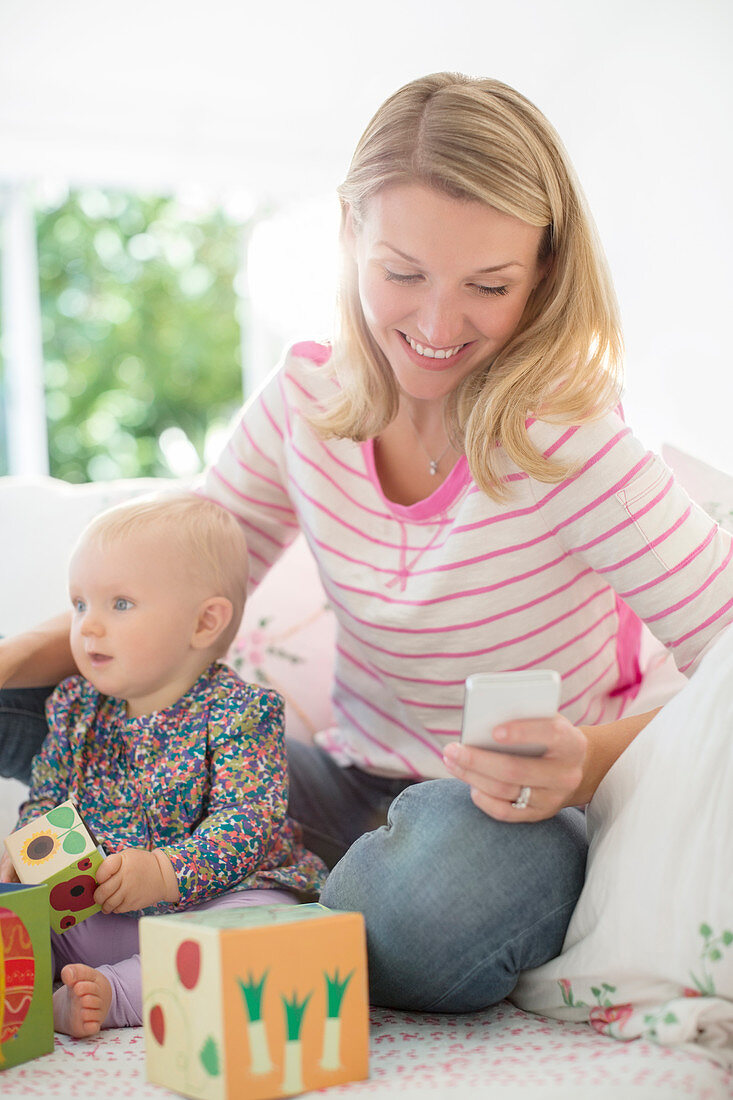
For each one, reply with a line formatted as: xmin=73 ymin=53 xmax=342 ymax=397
xmin=512 ymin=622 xmax=733 ymax=1068
xmin=224 ymin=535 xmax=336 ymax=742
xmin=662 ymin=445 xmax=733 ymax=534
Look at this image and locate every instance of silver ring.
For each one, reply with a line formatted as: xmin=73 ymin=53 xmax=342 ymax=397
xmin=511 ymin=785 xmax=532 ymax=810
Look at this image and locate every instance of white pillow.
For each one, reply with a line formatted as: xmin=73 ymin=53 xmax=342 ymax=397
xmin=512 ymin=623 xmax=733 ymax=1068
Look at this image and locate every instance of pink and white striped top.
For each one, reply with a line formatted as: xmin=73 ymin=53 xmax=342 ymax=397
xmin=203 ymin=342 xmax=733 ymax=780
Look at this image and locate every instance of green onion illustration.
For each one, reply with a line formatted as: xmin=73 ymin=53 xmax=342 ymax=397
xmin=321 ymin=969 xmax=354 ymax=1070
xmin=237 ymin=972 xmax=273 ymax=1074
xmin=281 ymin=991 xmax=312 ymax=1093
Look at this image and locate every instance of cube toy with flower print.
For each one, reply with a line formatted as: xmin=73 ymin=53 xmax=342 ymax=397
xmin=3 ymin=800 xmax=106 ymax=934
xmin=140 ymin=903 xmax=369 ymax=1100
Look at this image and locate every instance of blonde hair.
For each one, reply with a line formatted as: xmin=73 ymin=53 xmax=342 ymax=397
xmin=80 ymin=493 xmax=249 ymax=654
xmin=313 ymin=72 xmax=623 ymax=498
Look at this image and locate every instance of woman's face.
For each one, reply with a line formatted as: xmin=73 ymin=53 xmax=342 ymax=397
xmin=347 ymin=183 xmax=548 ymax=405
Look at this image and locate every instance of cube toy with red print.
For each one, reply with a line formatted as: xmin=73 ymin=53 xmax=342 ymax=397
xmin=0 ymin=883 xmax=53 ymax=1070
xmin=140 ymin=903 xmax=369 ymax=1100
xmin=3 ymin=800 xmax=106 ymax=934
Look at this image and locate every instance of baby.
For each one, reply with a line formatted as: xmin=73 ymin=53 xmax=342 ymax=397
xmin=0 ymin=493 xmax=326 ymax=1036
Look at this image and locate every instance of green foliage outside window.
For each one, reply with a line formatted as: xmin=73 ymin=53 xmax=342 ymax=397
xmin=36 ymin=189 xmax=245 ymax=482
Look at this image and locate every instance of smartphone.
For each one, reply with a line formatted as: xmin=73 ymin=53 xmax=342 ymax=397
xmin=460 ymin=669 xmax=561 ymax=757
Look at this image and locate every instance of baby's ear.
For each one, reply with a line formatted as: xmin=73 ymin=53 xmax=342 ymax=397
xmin=191 ymin=597 xmax=233 ymax=650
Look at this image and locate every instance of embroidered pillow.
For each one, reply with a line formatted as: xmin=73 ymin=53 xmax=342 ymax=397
xmin=512 ymin=623 xmax=733 ymax=1067
xmin=225 ymin=534 xmax=335 ymax=742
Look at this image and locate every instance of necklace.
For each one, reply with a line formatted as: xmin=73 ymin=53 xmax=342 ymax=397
xmin=405 ymin=409 xmax=452 ymax=476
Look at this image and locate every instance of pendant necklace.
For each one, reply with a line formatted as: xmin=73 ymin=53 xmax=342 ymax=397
xmin=406 ymin=408 xmax=452 ymax=476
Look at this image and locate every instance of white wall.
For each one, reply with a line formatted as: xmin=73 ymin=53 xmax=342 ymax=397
xmin=1 ymin=0 xmax=731 ymax=472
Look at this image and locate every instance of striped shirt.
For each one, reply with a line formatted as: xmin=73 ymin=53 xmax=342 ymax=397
xmin=203 ymin=341 xmax=733 ymax=780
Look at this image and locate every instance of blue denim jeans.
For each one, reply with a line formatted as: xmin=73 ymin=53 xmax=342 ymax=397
xmin=0 ymin=686 xmax=52 ymax=784
xmin=2 ymin=695 xmax=587 ymax=1013
xmin=288 ymin=739 xmax=587 ymax=1012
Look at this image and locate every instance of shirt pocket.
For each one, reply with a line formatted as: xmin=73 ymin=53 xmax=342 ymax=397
xmin=615 ymin=455 xmax=679 ymax=573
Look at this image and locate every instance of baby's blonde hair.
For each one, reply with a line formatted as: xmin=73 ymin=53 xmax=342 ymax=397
xmin=80 ymin=492 xmax=249 ymax=654
xmin=312 ymin=72 xmax=623 ymax=499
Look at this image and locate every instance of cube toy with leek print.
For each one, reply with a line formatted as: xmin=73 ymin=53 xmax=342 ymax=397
xmin=140 ymin=903 xmax=369 ymax=1100
xmin=3 ymin=800 xmax=105 ymax=934
xmin=0 ymin=883 xmax=53 ymax=1070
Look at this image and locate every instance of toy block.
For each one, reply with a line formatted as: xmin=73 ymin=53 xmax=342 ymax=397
xmin=4 ymin=800 xmax=105 ymax=933
xmin=140 ymin=902 xmax=369 ymax=1100
xmin=0 ymin=883 xmax=53 ymax=1070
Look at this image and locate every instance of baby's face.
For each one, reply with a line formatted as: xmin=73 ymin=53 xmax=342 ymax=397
xmin=68 ymin=530 xmax=207 ymax=716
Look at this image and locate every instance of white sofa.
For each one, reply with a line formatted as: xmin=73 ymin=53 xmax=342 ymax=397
xmin=1 ymin=459 xmax=732 ymax=1099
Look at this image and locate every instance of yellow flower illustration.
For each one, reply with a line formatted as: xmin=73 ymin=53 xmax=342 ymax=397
xmin=19 ymin=829 xmax=59 ymax=866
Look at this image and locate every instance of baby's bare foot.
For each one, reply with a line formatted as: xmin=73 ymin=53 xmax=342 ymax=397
xmin=53 ymin=963 xmax=113 ymax=1037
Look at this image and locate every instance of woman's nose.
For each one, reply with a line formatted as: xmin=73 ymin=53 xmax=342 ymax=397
xmin=415 ymin=291 xmax=464 ymax=349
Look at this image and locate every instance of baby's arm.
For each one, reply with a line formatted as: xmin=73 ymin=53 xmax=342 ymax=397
xmin=159 ymin=684 xmax=288 ymax=906
xmin=94 ymin=848 xmax=179 ymax=913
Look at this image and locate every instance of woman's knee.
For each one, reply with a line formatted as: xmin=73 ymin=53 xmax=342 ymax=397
xmin=321 ymin=778 xmax=587 ymax=1011
xmin=0 ymin=686 xmax=52 ymax=782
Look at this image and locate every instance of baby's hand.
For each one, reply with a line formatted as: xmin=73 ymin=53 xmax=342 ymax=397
xmin=94 ymin=849 xmax=177 ymax=913
xmin=0 ymin=849 xmax=19 ymax=883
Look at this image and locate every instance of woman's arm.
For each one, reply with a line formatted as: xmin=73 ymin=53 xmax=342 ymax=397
xmin=528 ymin=412 xmax=733 ymax=674
xmin=574 ymin=707 xmax=661 ymax=806
xmin=443 ymin=705 xmax=661 ymax=822
xmin=0 ymin=612 xmax=76 ymax=688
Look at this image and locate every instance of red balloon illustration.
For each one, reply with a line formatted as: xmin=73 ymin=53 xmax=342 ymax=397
xmin=149 ymin=1003 xmax=165 ymax=1045
xmin=175 ymin=940 xmax=201 ymax=990
xmin=1 ymin=907 xmax=35 ymax=1047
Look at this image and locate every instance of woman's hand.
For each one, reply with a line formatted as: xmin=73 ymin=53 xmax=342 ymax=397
xmin=442 ymin=715 xmax=587 ymax=822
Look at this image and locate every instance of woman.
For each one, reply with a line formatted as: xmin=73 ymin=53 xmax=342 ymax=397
xmin=2 ymin=73 xmax=732 ymax=1014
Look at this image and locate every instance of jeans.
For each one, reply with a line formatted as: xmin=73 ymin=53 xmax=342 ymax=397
xmin=286 ymin=737 xmax=415 ymax=868
xmin=0 ymin=685 xmax=52 ymax=784
xmin=288 ymin=739 xmax=587 ymax=1012
xmin=1 ymin=691 xmax=588 ymax=1013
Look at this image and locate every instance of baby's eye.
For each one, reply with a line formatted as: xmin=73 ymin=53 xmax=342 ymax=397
xmin=113 ymin=598 xmax=134 ymax=611
xmin=72 ymin=597 xmax=86 ymax=612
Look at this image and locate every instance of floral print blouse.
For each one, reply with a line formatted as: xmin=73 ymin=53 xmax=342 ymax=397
xmin=18 ymin=662 xmax=327 ymax=909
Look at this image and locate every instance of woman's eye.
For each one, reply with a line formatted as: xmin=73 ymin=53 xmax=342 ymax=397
xmin=114 ymin=598 xmax=133 ymax=611
xmin=475 ymin=284 xmax=509 ymax=297
xmin=384 ymin=269 xmax=420 ymax=285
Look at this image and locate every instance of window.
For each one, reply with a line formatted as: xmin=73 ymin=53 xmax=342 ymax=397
xmin=0 ymin=187 xmax=244 ymax=482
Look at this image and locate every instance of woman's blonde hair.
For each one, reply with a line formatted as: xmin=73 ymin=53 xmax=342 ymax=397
xmin=313 ymin=72 xmax=623 ymax=498
xmin=80 ymin=492 xmax=249 ymax=654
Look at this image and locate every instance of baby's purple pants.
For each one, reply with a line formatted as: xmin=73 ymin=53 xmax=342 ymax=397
xmin=51 ymin=888 xmax=297 ymax=1028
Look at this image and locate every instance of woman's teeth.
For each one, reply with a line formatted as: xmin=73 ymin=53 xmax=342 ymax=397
xmin=405 ymin=335 xmax=464 ymax=360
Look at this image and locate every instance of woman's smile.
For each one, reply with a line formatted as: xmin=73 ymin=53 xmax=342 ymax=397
xmin=398 ymin=330 xmax=472 ymax=365
xmin=348 ymin=183 xmax=547 ymax=404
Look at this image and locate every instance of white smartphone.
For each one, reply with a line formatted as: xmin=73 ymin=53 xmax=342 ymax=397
xmin=460 ymin=669 xmax=561 ymax=757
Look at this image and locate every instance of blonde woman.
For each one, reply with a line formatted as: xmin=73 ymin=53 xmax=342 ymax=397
xmin=2 ymin=74 xmax=732 ymax=1013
